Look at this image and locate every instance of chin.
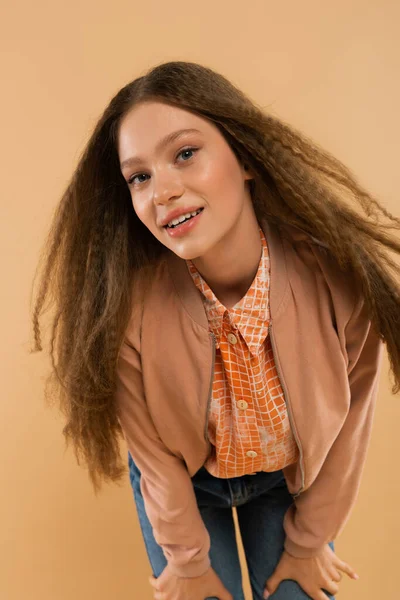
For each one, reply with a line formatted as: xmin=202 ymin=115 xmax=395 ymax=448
xmin=162 ymin=231 xmax=212 ymax=261
xmin=165 ymin=240 xmax=204 ymax=261
xmin=172 ymin=249 xmax=200 ymax=261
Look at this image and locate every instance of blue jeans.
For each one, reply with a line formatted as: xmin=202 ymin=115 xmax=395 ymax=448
xmin=128 ymin=451 xmax=335 ymax=600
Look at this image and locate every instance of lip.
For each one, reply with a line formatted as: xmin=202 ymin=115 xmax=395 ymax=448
xmin=165 ymin=207 xmax=204 ymax=238
xmin=160 ymin=205 xmax=204 ymax=228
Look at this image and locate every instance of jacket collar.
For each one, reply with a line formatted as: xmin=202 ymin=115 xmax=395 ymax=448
xmin=165 ymin=217 xmax=290 ymax=331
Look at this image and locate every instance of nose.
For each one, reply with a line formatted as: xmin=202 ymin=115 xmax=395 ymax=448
xmin=152 ymin=169 xmax=184 ymax=206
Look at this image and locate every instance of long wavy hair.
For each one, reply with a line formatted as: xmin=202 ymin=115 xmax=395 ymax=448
xmin=30 ymin=60 xmax=400 ymax=494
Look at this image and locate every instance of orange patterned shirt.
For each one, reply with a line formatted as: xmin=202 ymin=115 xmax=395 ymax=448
xmin=186 ymin=225 xmax=299 ymax=478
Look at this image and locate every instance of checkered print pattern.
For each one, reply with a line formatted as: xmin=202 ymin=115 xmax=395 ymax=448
xmin=186 ymin=226 xmax=299 ymax=478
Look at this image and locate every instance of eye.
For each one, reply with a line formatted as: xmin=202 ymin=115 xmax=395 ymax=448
xmin=127 ymin=146 xmax=199 ymax=186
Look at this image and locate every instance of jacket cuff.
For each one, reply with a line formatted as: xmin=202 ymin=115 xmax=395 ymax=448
xmin=166 ymin=554 xmax=212 ymax=578
xmin=284 ymin=537 xmax=328 ymax=559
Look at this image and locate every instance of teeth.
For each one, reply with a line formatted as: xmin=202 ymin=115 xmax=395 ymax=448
xmin=167 ymin=208 xmax=202 ymax=228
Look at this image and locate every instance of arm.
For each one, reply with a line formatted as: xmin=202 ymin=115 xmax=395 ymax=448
xmin=115 ymin=339 xmax=211 ymax=578
xmin=283 ymin=289 xmax=385 ymax=558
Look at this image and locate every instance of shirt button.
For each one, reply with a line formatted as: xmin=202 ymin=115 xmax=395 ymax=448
xmin=237 ymin=400 xmax=248 ymax=410
xmin=246 ymin=450 xmax=258 ymax=458
xmin=227 ymin=333 xmax=238 ymax=345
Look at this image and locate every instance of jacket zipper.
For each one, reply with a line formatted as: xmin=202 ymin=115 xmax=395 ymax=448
xmin=204 ymin=331 xmax=216 ymax=454
xmin=269 ymin=321 xmax=305 ymax=498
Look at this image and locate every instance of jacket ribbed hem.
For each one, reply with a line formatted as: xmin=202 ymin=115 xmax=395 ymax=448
xmin=284 ymin=538 xmax=327 ymax=559
xmin=167 ymin=555 xmax=212 ymax=578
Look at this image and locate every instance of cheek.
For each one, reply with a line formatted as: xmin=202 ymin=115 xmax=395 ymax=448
xmin=203 ymin=155 xmax=240 ymax=197
xmin=132 ymin=198 xmax=151 ymax=224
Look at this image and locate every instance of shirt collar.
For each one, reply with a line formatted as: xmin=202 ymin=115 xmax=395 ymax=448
xmin=186 ymin=225 xmax=270 ymax=356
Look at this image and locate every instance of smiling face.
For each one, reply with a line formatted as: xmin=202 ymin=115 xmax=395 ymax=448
xmin=117 ymin=100 xmax=255 ymax=261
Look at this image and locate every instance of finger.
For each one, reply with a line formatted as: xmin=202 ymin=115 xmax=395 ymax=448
xmin=216 ymin=579 xmax=233 ymax=600
xmin=263 ymin=575 xmax=282 ymax=598
xmin=300 ymin=577 xmax=340 ymax=600
xmin=149 ymin=575 xmax=160 ymax=590
xmin=220 ymin=588 xmax=233 ymax=600
xmin=302 ymin=585 xmax=333 ymax=600
xmin=314 ymin=588 xmax=336 ymax=600
xmin=337 ymin=560 xmax=360 ymax=580
xmin=322 ymin=579 xmax=340 ymax=596
xmin=328 ymin=568 xmax=343 ymax=583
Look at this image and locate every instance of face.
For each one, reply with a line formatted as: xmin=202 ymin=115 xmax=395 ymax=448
xmin=117 ymin=101 xmax=255 ymax=261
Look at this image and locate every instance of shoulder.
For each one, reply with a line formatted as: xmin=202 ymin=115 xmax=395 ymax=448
xmin=277 ymin=222 xmax=329 ymax=251
xmin=278 ymin=222 xmax=359 ymax=319
xmin=123 ymin=257 xmax=169 ymax=349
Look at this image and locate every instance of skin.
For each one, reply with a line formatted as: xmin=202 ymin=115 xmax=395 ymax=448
xmin=117 ymin=101 xmax=360 ymax=599
xmin=117 ymin=100 xmax=260 ymax=306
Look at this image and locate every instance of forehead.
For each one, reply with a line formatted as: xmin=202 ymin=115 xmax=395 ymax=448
xmin=117 ymin=101 xmax=217 ymax=163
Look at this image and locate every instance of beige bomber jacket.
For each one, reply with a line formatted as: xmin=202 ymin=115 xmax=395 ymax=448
xmin=115 ymin=217 xmax=385 ymax=578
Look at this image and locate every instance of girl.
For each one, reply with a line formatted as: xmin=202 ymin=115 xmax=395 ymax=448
xmin=30 ymin=61 xmax=400 ymax=600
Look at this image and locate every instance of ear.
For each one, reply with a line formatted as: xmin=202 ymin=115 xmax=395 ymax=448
xmin=242 ymin=163 xmax=255 ymax=181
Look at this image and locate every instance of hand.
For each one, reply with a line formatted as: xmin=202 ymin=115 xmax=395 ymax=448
xmin=149 ymin=563 xmax=233 ymax=600
xmin=263 ymin=543 xmax=359 ymax=600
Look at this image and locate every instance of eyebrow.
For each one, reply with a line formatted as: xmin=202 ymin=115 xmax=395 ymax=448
xmin=120 ymin=128 xmax=203 ymax=171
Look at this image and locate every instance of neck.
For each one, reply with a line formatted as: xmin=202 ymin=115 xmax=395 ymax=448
xmin=190 ymin=212 xmax=262 ymax=305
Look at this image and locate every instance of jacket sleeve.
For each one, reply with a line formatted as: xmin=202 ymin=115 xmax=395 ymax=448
xmin=115 ymin=338 xmax=212 ymax=578
xmin=282 ymin=288 xmax=385 ymax=558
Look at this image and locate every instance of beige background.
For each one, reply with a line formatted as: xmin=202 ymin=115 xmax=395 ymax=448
xmin=1 ymin=1 xmax=399 ymax=598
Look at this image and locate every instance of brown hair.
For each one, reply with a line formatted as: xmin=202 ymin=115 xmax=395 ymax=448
xmin=30 ymin=60 xmax=400 ymax=494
